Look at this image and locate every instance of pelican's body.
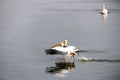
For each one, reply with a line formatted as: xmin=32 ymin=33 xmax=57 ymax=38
xmin=46 ymin=40 xmax=79 ymax=59
xmin=101 ymin=5 xmax=108 ymax=14
xmin=52 ymin=46 xmax=78 ymax=58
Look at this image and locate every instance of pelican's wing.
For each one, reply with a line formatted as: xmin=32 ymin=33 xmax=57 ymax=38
xmin=45 ymin=48 xmax=67 ymax=55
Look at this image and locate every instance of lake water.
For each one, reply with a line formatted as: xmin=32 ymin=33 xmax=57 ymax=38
xmin=0 ymin=0 xmax=120 ymax=80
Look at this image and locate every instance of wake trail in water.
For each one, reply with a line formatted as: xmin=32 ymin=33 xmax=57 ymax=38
xmin=47 ymin=9 xmax=119 ymax=13
xmin=77 ymin=56 xmax=120 ymax=63
xmin=78 ymin=49 xmax=106 ymax=53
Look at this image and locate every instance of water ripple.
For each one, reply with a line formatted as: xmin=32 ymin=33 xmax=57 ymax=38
xmin=46 ymin=9 xmax=120 ymax=13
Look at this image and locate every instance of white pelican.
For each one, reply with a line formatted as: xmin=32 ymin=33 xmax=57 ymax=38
xmin=46 ymin=40 xmax=79 ymax=59
xmin=101 ymin=4 xmax=108 ymax=14
xmin=52 ymin=46 xmax=78 ymax=58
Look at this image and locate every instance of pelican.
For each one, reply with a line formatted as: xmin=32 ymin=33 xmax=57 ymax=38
xmin=52 ymin=46 xmax=78 ymax=58
xmin=46 ymin=40 xmax=79 ymax=59
xmin=101 ymin=4 xmax=108 ymax=14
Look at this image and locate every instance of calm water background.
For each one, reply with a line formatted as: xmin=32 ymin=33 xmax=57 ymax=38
xmin=0 ymin=0 xmax=120 ymax=80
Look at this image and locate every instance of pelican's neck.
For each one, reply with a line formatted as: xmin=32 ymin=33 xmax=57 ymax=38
xmin=103 ymin=5 xmax=106 ymax=9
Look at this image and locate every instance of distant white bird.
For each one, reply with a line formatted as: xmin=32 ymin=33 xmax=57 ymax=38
xmin=101 ymin=4 xmax=108 ymax=14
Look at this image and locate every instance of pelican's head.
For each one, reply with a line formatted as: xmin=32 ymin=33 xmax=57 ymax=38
xmin=63 ymin=40 xmax=68 ymax=47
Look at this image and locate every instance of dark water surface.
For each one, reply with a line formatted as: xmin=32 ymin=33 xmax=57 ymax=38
xmin=0 ymin=0 xmax=120 ymax=80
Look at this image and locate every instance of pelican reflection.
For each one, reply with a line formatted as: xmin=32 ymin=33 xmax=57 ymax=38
xmin=101 ymin=13 xmax=108 ymax=22
xmin=46 ymin=61 xmax=75 ymax=77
